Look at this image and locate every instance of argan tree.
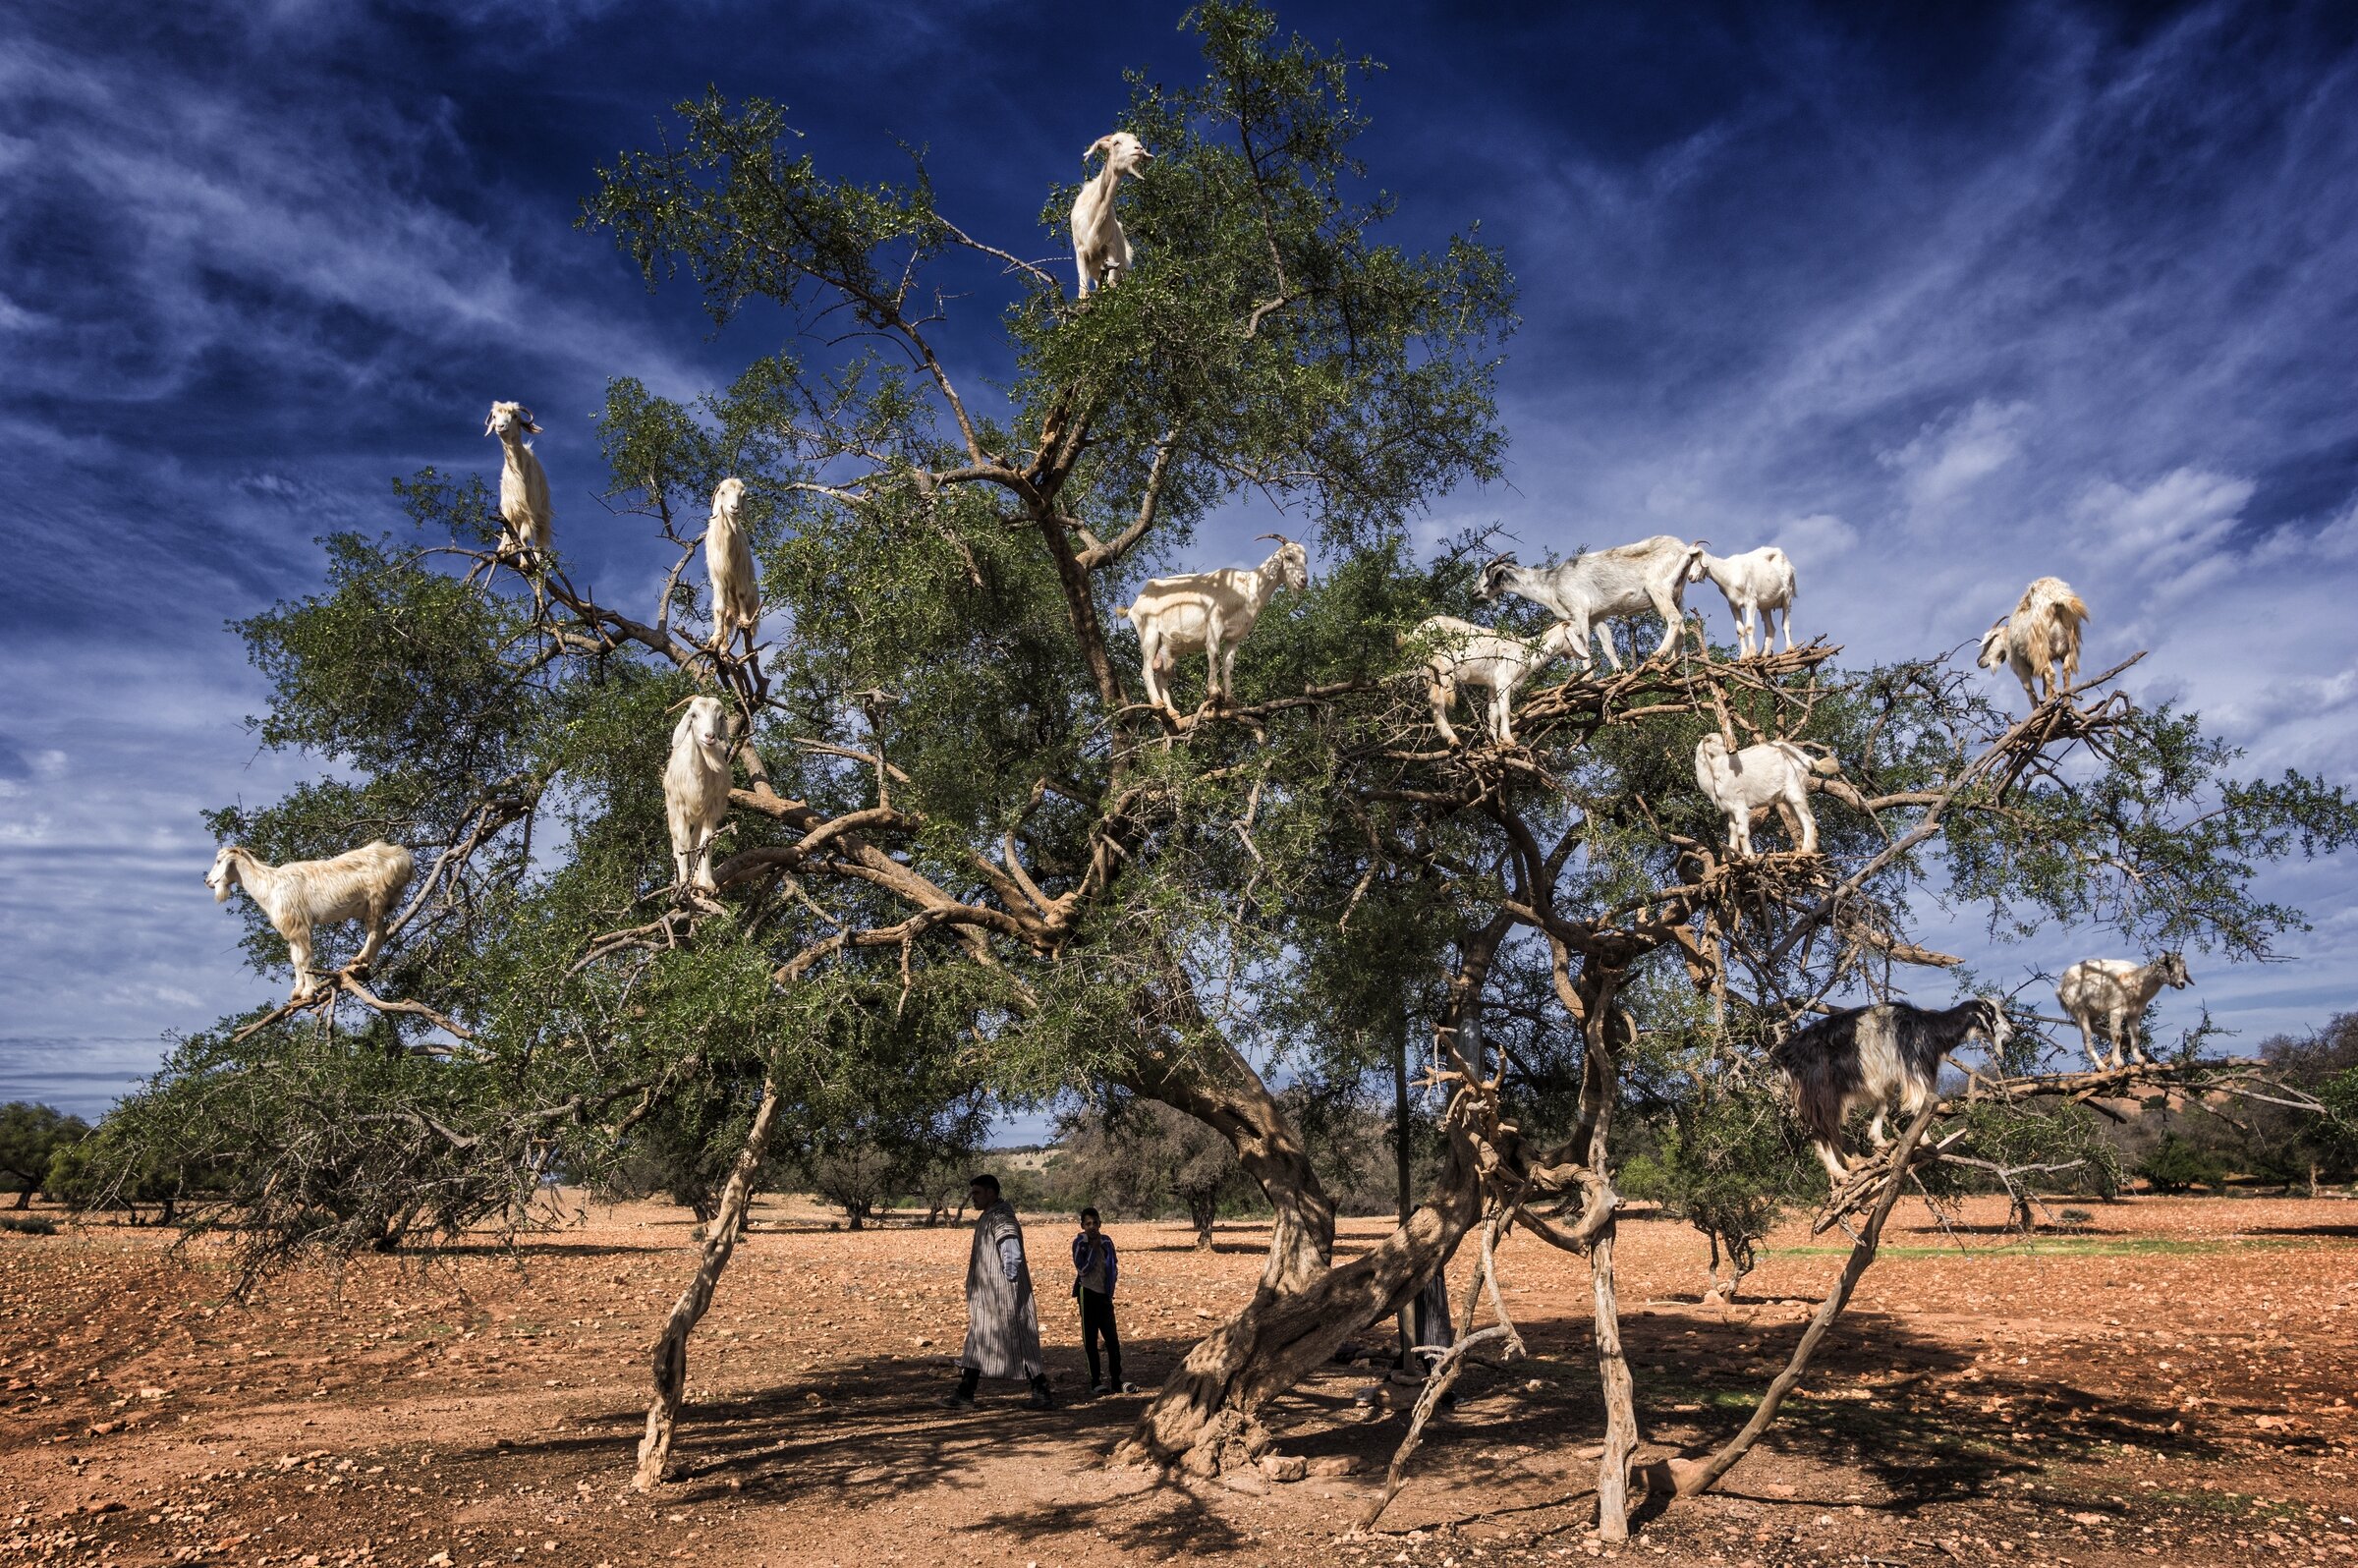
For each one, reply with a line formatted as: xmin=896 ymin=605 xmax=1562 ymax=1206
xmin=98 ymin=1 xmax=2356 ymax=1541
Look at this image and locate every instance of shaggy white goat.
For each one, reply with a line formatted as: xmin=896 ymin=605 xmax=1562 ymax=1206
xmin=1693 ymin=545 xmax=1797 ymax=657
xmin=1122 ymin=536 xmax=1309 ymax=711
xmin=1404 ymin=615 xmax=1582 ymax=747
xmin=1072 ymin=132 xmax=1151 ymax=297
xmin=205 ymin=840 xmax=416 ymax=1003
xmin=664 ymin=697 xmax=735 ymax=895
xmin=1694 ymin=734 xmax=1838 ymax=857
xmin=2056 ymin=952 xmax=2191 ymax=1068
xmin=1978 ymin=576 xmax=2089 ymax=704
xmin=705 ymin=476 xmax=760 ymax=655
xmin=485 ymin=401 xmax=552 ymax=560
xmin=1477 ymin=535 xmax=1708 ymax=672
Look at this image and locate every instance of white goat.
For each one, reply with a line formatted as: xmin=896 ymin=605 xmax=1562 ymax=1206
xmin=205 ymin=841 xmax=416 ymax=1003
xmin=2057 ymin=953 xmax=2191 ymax=1069
xmin=1693 ymin=545 xmax=1797 ymax=657
xmin=705 ymin=476 xmax=760 ymax=655
xmin=1694 ymin=734 xmax=1839 ymax=857
xmin=664 ymin=697 xmax=735 ymax=895
xmin=1072 ymin=132 xmax=1151 ymax=297
xmin=1978 ymin=576 xmax=2089 ymax=704
xmin=1404 ymin=615 xmax=1582 ymax=747
xmin=1476 ymin=535 xmax=1709 ymax=672
xmin=485 ymin=401 xmax=552 ymax=560
xmin=1122 ymin=536 xmax=1310 ymax=712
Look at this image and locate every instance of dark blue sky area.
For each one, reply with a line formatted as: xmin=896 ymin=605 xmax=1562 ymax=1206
xmin=3 ymin=0 xmax=2354 ymax=1115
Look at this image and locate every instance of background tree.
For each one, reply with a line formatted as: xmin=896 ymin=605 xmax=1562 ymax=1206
xmin=0 ymin=1102 xmax=85 ymax=1208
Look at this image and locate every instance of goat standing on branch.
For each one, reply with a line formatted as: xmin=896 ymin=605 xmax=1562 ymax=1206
xmin=2058 ymin=952 xmax=2191 ymax=1068
xmin=1694 ymin=735 xmax=1838 ymax=857
xmin=1122 ymin=535 xmax=1308 ymax=712
xmin=703 ymin=476 xmax=760 ymax=657
xmin=1476 ymin=534 xmax=1708 ymax=672
xmin=205 ymin=841 xmax=416 ymax=1004
xmin=1072 ymin=132 xmax=1151 ymax=298
xmin=664 ymin=697 xmax=734 ymax=895
xmin=484 ymin=401 xmax=552 ymax=562
xmin=1693 ymin=545 xmax=1797 ymax=657
xmin=1979 ymin=575 xmax=2089 ymax=703
xmin=1774 ymin=999 xmax=2011 ymax=1181
xmin=1405 ymin=615 xmax=1581 ymax=747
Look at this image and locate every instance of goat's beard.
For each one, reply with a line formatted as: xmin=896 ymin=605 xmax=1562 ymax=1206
xmin=210 ymin=879 xmax=233 ymax=904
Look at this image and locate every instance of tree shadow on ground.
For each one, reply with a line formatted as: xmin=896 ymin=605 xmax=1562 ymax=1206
xmin=523 ymin=1305 xmax=2225 ymax=1560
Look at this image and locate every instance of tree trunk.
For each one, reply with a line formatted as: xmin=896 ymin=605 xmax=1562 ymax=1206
xmin=1122 ymin=1033 xmax=1334 ymax=1292
xmin=11 ymin=1185 xmax=30 ymax=1210
xmin=1647 ymin=1101 xmax=1937 ymax=1505
xmin=635 ymin=1079 xmax=782 ymax=1490
xmin=1119 ymin=1120 xmax=1484 ymax=1473
xmin=1190 ymin=1194 xmax=1216 ymax=1250
xmin=1576 ymin=1011 xmax=1640 ymax=1541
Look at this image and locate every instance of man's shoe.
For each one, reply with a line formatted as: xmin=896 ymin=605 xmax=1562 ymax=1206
xmin=939 ymin=1385 xmax=976 ymax=1409
xmin=1025 ymin=1376 xmax=1054 ymax=1410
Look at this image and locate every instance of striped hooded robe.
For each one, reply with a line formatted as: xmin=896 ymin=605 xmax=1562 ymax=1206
xmin=958 ymin=1200 xmax=1043 ymax=1379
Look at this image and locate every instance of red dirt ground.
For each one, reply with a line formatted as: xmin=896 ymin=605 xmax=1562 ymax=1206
xmin=4 ymin=1193 xmax=2354 ymax=1567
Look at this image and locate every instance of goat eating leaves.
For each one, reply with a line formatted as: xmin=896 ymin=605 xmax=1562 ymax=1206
xmin=205 ymin=841 xmax=416 ymax=1004
xmin=1477 ymin=535 xmax=1707 ymax=671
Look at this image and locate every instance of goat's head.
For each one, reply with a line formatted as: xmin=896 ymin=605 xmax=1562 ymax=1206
xmin=1972 ymin=998 xmax=2014 ymax=1054
xmin=1086 ymin=132 xmax=1151 ymax=177
xmin=485 ymin=401 xmax=541 ymax=440
xmin=1475 ymin=553 xmax=1518 ymax=604
xmin=1254 ymin=533 xmax=1310 ymax=591
xmin=204 ymin=846 xmax=241 ymax=903
xmin=1682 ymin=540 xmax=1711 ymax=584
xmin=1975 ymin=620 xmax=2010 ymax=670
xmin=2159 ymin=951 xmax=2192 ymax=988
xmin=711 ymin=476 xmax=746 ymax=522
xmin=672 ymin=696 xmax=732 ymax=757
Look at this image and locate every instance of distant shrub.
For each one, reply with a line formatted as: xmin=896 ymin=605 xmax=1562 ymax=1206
xmin=2137 ymin=1133 xmax=2228 ymax=1195
xmin=0 ymin=1214 xmax=58 ymax=1236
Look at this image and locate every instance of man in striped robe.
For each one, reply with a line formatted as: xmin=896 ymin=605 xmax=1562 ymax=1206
xmin=941 ymin=1173 xmax=1050 ymax=1409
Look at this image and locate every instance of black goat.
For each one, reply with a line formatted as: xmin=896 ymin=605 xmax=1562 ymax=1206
xmin=1772 ymin=999 xmax=2010 ymax=1180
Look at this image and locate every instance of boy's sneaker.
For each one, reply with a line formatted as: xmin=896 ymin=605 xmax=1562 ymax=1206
xmin=1120 ymin=1381 xmax=1139 ymax=1393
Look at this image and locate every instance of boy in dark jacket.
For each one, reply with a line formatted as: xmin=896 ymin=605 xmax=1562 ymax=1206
xmin=1070 ymin=1206 xmax=1126 ymax=1395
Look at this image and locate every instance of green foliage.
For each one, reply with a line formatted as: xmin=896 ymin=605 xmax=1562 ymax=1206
xmin=2136 ymin=1132 xmax=2230 ymax=1195
xmin=1622 ymin=1066 xmax=1817 ymax=1298
xmin=0 ymin=1102 xmax=86 ymax=1204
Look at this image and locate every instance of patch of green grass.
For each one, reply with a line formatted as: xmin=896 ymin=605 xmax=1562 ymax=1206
xmin=1771 ymin=1235 xmax=2305 ymax=1259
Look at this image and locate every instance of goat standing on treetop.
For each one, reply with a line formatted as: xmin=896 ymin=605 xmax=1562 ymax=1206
xmin=2057 ymin=952 xmax=2192 ymax=1068
xmin=1692 ymin=544 xmax=1798 ymax=658
xmin=1476 ymin=534 xmax=1708 ymax=672
xmin=704 ymin=476 xmax=760 ymax=657
xmin=1122 ymin=536 xmax=1308 ymax=712
xmin=1979 ymin=575 xmax=2089 ymax=704
xmin=204 ymin=841 xmax=416 ymax=1004
xmin=664 ymin=696 xmax=735 ymax=896
xmin=1694 ymin=734 xmax=1838 ymax=857
xmin=484 ymin=401 xmax=552 ymax=562
xmin=1072 ymin=132 xmax=1151 ymax=298
xmin=1404 ymin=615 xmax=1581 ymax=747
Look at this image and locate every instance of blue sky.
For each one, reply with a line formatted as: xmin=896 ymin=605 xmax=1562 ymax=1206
xmin=3 ymin=0 xmax=2354 ymax=1120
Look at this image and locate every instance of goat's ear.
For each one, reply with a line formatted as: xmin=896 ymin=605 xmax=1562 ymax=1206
xmin=1085 ymin=135 xmax=1114 ymax=163
xmin=483 ymin=411 xmax=498 ymax=436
